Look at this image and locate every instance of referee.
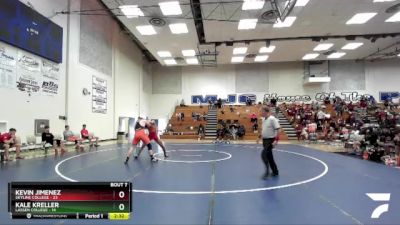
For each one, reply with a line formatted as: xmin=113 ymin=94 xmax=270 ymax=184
xmin=257 ymin=107 xmax=280 ymax=179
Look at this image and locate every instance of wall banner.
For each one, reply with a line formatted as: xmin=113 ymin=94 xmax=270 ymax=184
xmin=41 ymin=59 xmax=60 ymax=96
xmin=16 ymin=52 xmax=41 ymax=94
xmin=92 ymin=76 xmax=107 ymax=114
xmin=0 ymin=44 xmax=17 ymax=89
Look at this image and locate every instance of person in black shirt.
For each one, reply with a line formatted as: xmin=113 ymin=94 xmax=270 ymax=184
xmin=42 ymin=126 xmax=65 ymax=155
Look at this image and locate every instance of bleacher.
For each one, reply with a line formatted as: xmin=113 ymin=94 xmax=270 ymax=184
xmin=161 ymin=104 xmax=289 ymax=141
xmin=161 ymin=106 xmax=208 ymax=140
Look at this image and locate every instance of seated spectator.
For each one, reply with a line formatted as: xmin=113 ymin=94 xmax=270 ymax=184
xmin=165 ymin=124 xmax=174 ymax=133
xmin=237 ymin=125 xmax=246 ymax=139
xmin=301 ymin=127 xmax=309 ymax=140
xmin=324 ymin=97 xmax=331 ymax=105
xmin=63 ymin=125 xmax=84 ymax=150
xmin=216 ymin=124 xmax=225 ymax=141
xmin=317 ymin=110 xmax=325 ymax=124
xmin=176 ymin=113 xmax=181 ymax=121
xmin=42 ymin=125 xmax=66 ymax=155
xmin=81 ymin=124 xmax=99 ymax=147
xmin=0 ymin=128 xmax=23 ymax=161
xmin=250 ymin=113 xmax=258 ymax=123
xmin=229 ymin=105 xmax=234 ymax=113
xmin=295 ymin=123 xmax=303 ymax=141
xmin=180 ymin=112 xmax=185 ymax=121
xmin=202 ymin=112 xmax=207 ymax=121
xmin=348 ymin=102 xmax=355 ymax=111
xmin=252 ymin=121 xmax=258 ymax=132
xmin=217 ymin=98 xmax=223 ymax=109
xmin=208 ymin=99 xmax=214 ymax=109
xmin=230 ymin=125 xmax=238 ymax=140
xmin=270 ymin=98 xmax=277 ymax=107
xmin=198 ymin=124 xmax=205 ymax=139
xmin=335 ymin=103 xmax=343 ymax=117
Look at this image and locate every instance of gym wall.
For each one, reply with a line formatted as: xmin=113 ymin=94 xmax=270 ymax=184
xmin=0 ymin=0 xmax=149 ymax=141
xmin=149 ymin=59 xmax=400 ymax=119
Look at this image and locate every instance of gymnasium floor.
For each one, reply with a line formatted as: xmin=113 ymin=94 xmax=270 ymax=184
xmin=0 ymin=143 xmax=399 ymax=225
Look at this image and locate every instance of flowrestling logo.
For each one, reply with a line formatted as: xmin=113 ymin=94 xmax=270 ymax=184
xmin=366 ymin=193 xmax=391 ymax=219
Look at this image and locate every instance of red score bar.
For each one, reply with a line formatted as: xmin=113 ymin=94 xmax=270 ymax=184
xmin=14 ymin=189 xmax=130 ymax=201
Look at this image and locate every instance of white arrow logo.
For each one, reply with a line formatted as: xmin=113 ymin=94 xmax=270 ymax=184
xmin=366 ymin=193 xmax=391 ymax=219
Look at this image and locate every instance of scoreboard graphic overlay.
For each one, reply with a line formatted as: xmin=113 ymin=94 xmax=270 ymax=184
xmin=8 ymin=182 xmax=132 ymax=220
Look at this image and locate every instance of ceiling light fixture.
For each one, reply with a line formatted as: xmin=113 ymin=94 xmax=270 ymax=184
xmin=169 ymin=23 xmax=188 ymax=34
xmin=164 ymin=59 xmax=177 ymax=65
xmin=231 ymin=56 xmax=245 ymax=63
xmin=314 ymin=43 xmax=334 ymax=51
xmin=119 ymin=5 xmax=144 ymax=18
xmin=346 ymin=13 xmax=377 ymax=24
xmin=238 ymin=19 xmax=258 ymax=30
xmin=295 ymin=0 xmax=310 ymax=7
xmin=186 ymin=58 xmax=199 ymax=64
xmin=259 ymin=46 xmax=276 ymax=53
xmin=385 ymin=12 xmax=400 ymax=22
xmin=242 ymin=0 xmax=265 ymax=10
xmin=159 ymin=1 xmax=182 ymax=16
xmin=273 ymin=16 xmax=297 ymax=28
xmin=254 ymin=55 xmax=269 ymax=62
xmin=157 ymin=51 xmax=172 ymax=58
xmin=302 ymin=53 xmax=319 ymax=60
xmin=136 ymin=25 xmax=157 ymax=35
xmin=182 ymin=50 xmax=196 ymax=57
xmin=342 ymin=42 xmax=364 ymax=50
xmin=327 ymin=52 xmax=346 ymax=59
xmin=233 ymin=47 xmax=248 ymax=55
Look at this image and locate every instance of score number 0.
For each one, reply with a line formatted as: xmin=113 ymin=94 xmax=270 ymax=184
xmin=119 ymin=191 xmax=125 ymax=211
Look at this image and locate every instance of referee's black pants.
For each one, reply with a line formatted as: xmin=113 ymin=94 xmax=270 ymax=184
xmin=262 ymin=138 xmax=279 ymax=175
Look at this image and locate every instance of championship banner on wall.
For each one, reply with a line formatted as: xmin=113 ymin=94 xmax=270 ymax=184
xmin=16 ymin=51 xmax=41 ymax=94
xmin=92 ymin=76 xmax=107 ymax=114
xmin=41 ymin=59 xmax=60 ymax=96
xmin=0 ymin=44 xmax=17 ymax=89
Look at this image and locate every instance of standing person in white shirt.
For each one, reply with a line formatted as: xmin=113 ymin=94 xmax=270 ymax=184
xmin=257 ymin=107 xmax=281 ymax=179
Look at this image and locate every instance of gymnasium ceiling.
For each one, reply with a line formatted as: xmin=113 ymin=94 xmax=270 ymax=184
xmin=100 ymin=0 xmax=400 ymax=66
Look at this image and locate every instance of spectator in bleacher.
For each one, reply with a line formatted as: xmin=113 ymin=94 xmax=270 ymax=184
xmin=63 ymin=125 xmax=84 ymax=150
xmin=295 ymin=123 xmax=303 ymax=141
xmin=81 ymin=124 xmax=99 ymax=147
xmin=301 ymin=126 xmax=309 ymax=140
xmin=42 ymin=125 xmax=65 ymax=155
xmin=237 ymin=125 xmax=246 ymax=139
xmin=229 ymin=105 xmax=234 ymax=113
xmin=198 ymin=124 xmax=205 ymax=139
xmin=270 ymin=98 xmax=277 ymax=107
xmin=317 ymin=109 xmax=325 ymax=125
xmin=216 ymin=124 xmax=225 ymax=141
xmin=180 ymin=112 xmax=185 ymax=121
xmin=335 ymin=102 xmax=343 ymax=117
xmin=166 ymin=124 xmax=174 ymax=134
xmin=208 ymin=99 xmax=213 ymax=109
xmin=311 ymin=101 xmax=319 ymax=111
xmin=217 ymin=98 xmax=223 ymax=109
xmin=324 ymin=97 xmax=331 ymax=105
xmin=0 ymin=128 xmax=23 ymax=161
xmin=348 ymin=102 xmax=355 ymax=112
xmin=230 ymin=125 xmax=238 ymax=140
xmin=252 ymin=121 xmax=258 ymax=132
xmin=250 ymin=113 xmax=258 ymax=123
xmin=180 ymin=99 xmax=187 ymax=107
